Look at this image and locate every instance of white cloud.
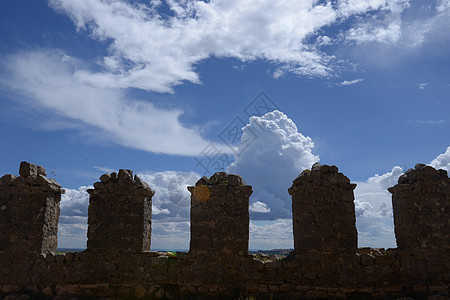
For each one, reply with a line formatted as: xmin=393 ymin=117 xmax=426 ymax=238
xmin=57 ymin=170 xmax=199 ymax=249
xmin=249 ymin=201 xmax=271 ymax=213
xmin=48 ymin=0 xmax=338 ymax=91
xmin=415 ymin=120 xmax=445 ymax=125
xmin=341 ymin=78 xmax=364 ymax=86
xmin=2 ymin=1 xmax=447 ymax=158
xmin=151 ymin=221 xmax=190 ymax=250
xmin=250 ymin=220 xmax=293 ymax=250
xmin=58 ymin=186 xmax=90 ymax=248
xmin=354 ymin=145 xmax=450 ymax=249
xmin=437 ymin=0 xmax=450 ymax=12
xmin=1 ymin=50 xmax=213 ymax=156
xmin=430 ymin=146 xmax=450 ymax=172
xmin=138 ymin=170 xmax=199 ymax=221
xmin=93 ymin=166 xmax=115 ymax=173
xmin=418 ymin=82 xmax=429 ymax=90
xmin=354 ymin=166 xmax=404 ymax=248
xmin=44 ymin=0 xmax=447 ymax=90
xmin=228 ymin=110 xmax=318 ymax=220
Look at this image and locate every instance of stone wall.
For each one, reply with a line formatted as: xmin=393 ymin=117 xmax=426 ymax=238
xmin=0 ymin=162 xmax=62 ymax=257
xmin=388 ymin=163 xmax=450 ymax=250
xmin=87 ymin=169 xmax=154 ymax=252
xmin=188 ymin=172 xmax=252 ymax=255
xmin=289 ymin=163 xmax=357 ymax=253
xmin=0 ymin=162 xmax=449 ymax=300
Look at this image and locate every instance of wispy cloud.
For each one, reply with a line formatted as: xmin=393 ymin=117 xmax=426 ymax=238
xmin=0 ymin=50 xmax=214 ymax=156
xmin=415 ymin=120 xmax=445 ymax=124
xmin=93 ymin=166 xmax=115 ymax=173
xmin=341 ymin=78 xmax=364 ymax=86
xmin=418 ymin=82 xmax=429 ymax=90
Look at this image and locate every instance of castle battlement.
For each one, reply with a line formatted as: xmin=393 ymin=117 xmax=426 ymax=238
xmin=0 ymin=162 xmax=449 ymax=299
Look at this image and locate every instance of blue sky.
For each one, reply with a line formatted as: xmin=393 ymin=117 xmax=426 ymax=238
xmin=0 ymin=0 xmax=449 ymax=250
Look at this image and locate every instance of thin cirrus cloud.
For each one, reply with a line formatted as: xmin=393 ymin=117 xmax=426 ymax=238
xmin=341 ymin=78 xmax=364 ymax=86
xmin=418 ymin=82 xmax=429 ymax=90
xmin=0 ymin=50 xmax=212 ymax=156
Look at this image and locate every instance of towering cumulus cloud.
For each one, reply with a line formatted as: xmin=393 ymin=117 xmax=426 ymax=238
xmin=228 ymin=110 xmax=318 ymax=220
xmin=430 ymin=146 xmax=450 ymax=172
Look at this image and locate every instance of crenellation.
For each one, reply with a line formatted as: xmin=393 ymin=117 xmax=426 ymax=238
xmin=87 ymin=169 xmax=154 ymax=253
xmin=188 ymin=172 xmax=252 ymax=255
xmin=0 ymin=161 xmax=61 ymax=257
xmin=0 ymin=162 xmax=449 ymax=299
xmin=389 ymin=163 xmax=450 ymax=250
xmin=289 ymin=163 xmax=358 ymax=253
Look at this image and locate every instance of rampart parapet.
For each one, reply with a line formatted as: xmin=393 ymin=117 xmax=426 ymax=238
xmin=0 ymin=162 xmax=448 ymax=299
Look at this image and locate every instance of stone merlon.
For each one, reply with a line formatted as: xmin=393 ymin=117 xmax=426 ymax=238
xmin=0 ymin=161 xmax=63 ymax=193
xmin=289 ymin=163 xmax=358 ymax=252
xmin=188 ymin=172 xmax=252 ymax=255
xmin=388 ymin=163 xmax=449 ymax=250
xmin=87 ymin=169 xmax=155 ymax=197
xmin=289 ymin=162 xmax=356 ymax=194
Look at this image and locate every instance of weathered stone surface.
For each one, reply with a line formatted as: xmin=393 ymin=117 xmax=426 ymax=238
xmin=0 ymin=162 xmax=61 ymax=259
xmin=188 ymin=172 xmax=252 ymax=255
xmin=18 ymin=161 xmax=47 ymax=178
xmin=389 ymin=164 xmax=449 ymax=249
xmin=99 ymin=173 xmax=111 ymax=183
xmin=0 ymin=163 xmax=449 ymax=300
xmin=87 ymin=170 xmax=154 ymax=252
xmin=289 ymin=163 xmax=357 ymax=252
xmin=0 ymin=174 xmax=17 ymax=186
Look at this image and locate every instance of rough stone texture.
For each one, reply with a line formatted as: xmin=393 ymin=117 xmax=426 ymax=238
xmin=288 ymin=163 xmax=358 ymax=253
xmin=86 ymin=169 xmax=154 ymax=252
xmin=0 ymin=163 xmax=449 ymax=300
xmin=388 ymin=164 xmax=450 ymax=250
xmin=0 ymin=161 xmax=61 ymax=257
xmin=188 ymin=172 xmax=252 ymax=255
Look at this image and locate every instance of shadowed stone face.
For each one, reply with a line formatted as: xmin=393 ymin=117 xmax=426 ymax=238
xmin=87 ymin=170 xmax=155 ymax=252
xmin=0 ymin=161 xmax=62 ymax=256
xmin=389 ymin=164 xmax=450 ymax=249
xmin=0 ymin=163 xmax=449 ymax=299
xmin=289 ymin=163 xmax=357 ymax=253
xmin=188 ymin=172 xmax=252 ymax=255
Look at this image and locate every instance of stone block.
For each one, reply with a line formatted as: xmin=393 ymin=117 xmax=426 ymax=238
xmin=289 ymin=163 xmax=357 ymax=253
xmin=188 ymin=172 xmax=252 ymax=254
xmin=87 ymin=170 xmax=154 ymax=252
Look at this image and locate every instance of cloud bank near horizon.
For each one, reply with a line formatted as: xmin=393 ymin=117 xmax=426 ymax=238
xmin=57 ymin=109 xmax=450 ymax=249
